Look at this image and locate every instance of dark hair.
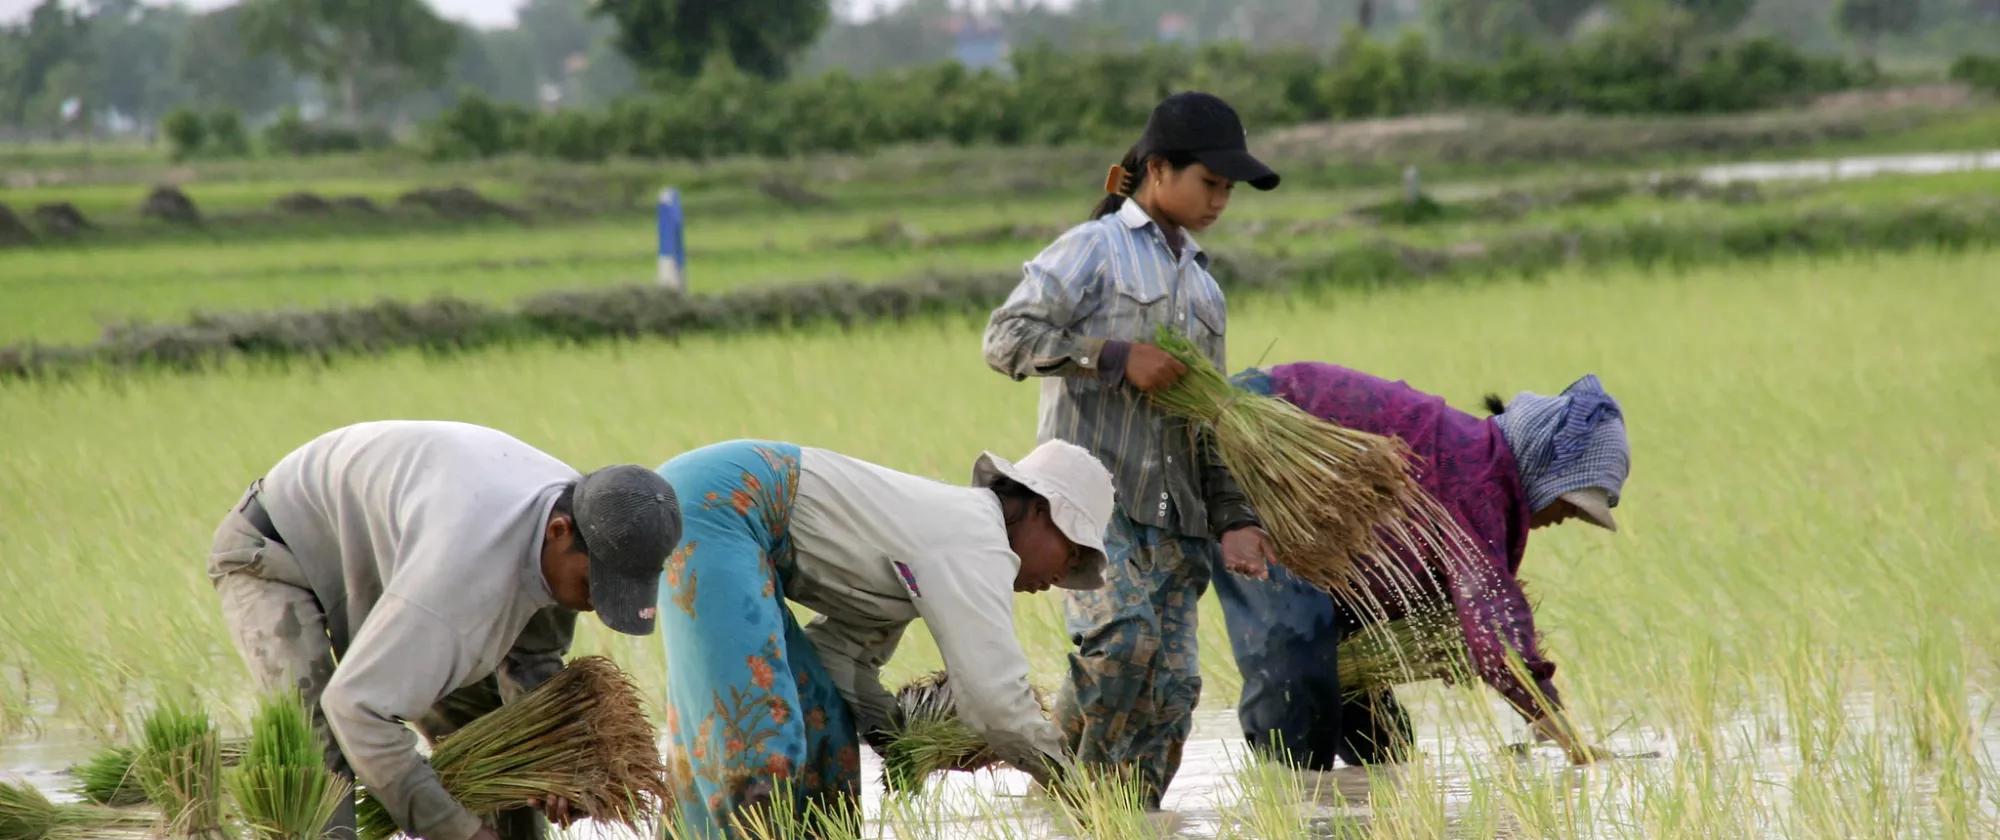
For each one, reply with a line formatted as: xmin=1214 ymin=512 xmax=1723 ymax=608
xmin=1090 ymin=144 xmax=1200 ymax=220
xmin=551 ymin=481 xmax=590 ymax=556
xmin=1483 ymin=394 xmax=1507 ymax=416
xmin=988 ymin=476 xmax=1044 ymax=526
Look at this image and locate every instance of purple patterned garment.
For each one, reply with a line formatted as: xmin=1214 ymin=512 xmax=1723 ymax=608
xmin=1266 ymin=362 xmax=1562 ymax=718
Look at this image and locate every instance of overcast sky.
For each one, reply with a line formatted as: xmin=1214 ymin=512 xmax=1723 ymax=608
xmin=0 ymin=0 xmax=1075 ymax=29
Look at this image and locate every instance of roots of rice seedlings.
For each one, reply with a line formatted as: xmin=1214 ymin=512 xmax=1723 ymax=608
xmin=227 ymin=692 xmax=351 ymax=840
xmin=356 ymin=656 xmax=670 ymax=840
xmin=131 ymin=698 xmax=228 ymax=838
xmin=0 ymin=779 xmax=152 ymax=840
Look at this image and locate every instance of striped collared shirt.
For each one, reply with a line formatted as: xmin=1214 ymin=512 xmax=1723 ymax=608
xmin=982 ymin=200 xmax=1254 ymax=539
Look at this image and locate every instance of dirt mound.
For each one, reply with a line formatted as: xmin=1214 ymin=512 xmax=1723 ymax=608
xmin=395 ymin=186 xmax=520 ymax=220
xmin=0 ymin=203 xmax=34 ymax=246
xmin=31 ymin=202 xmax=94 ymax=237
xmin=273 ymin=192 xmax=334 ymax=215
xmin=140 ymin=185 xmax=202 ymax=224
xmin=757 ymin=178 xmax=829 ymax=208
xmin=333 ymin=196 xmax=383 ymax=214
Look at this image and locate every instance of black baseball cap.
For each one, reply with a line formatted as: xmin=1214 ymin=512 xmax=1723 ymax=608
xmin=572 ymin=465 xmax=682 ymax=635
xmin=1137 ymin=91 xmax=1281 ymax=191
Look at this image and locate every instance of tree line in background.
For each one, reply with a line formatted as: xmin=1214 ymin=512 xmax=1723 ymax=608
xmin=1 ymin=0 xmax=1996 ymax=157
xmin=425 ymin=28 xmax=1872 ymax=162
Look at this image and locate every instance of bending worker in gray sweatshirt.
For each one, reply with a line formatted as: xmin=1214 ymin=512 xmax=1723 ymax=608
xmin=207 ymin=421 xmax=682 ymax=840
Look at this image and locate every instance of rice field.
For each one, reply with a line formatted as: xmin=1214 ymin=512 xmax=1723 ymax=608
xmin=8 ymin=108 xmax=2000 ymax=348
xmin=2 ymin=242 xmax=1996 ymax=836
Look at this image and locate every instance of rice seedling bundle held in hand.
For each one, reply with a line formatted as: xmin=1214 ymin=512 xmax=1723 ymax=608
xmin=1336 ymin=615 xmax=1474 ymax=697
xmin=1148 ymin=326 xmax=1479 ymax=604
xmin=880 ymin=671 xmax=1059 ymax=792
xmin=0 ymin=778 xmax=153 ymax=840
xmin=228 ymin=692 xmax=351 ymax=840
xmin=356 ymin=656 xmax=669 ymax=840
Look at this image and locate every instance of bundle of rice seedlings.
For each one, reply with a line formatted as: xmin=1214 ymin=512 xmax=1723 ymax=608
xmin=1149 ymin=326 xmax=1484 ymax=607
xmin=71 ymin=746 xmax=145 ymax=808
xmin=356 ymin=656 xmax=669 ymax=840
xmin=0 ymin=779 xmax=152 ymax=839
xmin=72 ymin=740 xmax=246 ymax=808
xmin=130 ymin=698 xmax=228 ymax=838
xmin=881 ymin=671 xmax=1047 ymax=792
xmin=1336 ymin=616 xmax=1472 ymax=698
xmin=227 ymin=692 xmax=351 ymax=840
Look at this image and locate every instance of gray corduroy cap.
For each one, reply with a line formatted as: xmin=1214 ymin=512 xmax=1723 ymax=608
xmin=572 ymin=465 xmax=682 ymax=635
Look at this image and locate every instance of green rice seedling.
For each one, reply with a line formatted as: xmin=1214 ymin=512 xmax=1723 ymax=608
xmin=131 ymin=698 xmax=228 ymax=838
xmin=1148 ymin=325 xmax=1480 ymax=607
xmin=716 ymin=778 xmax=862 ymax=840
xmin=1335 ymin=615 xmax=1471 ymax=697
xmin=1216 ymin=743 xmax=1317 ymax=839
xmin=357 ymin=656 xmax=669 ymax=840
xmin=71 ymin=746 xmax=145 ymax=808
xmin=880 ymin=671 xmax=1051 ymax=792
xmin=0 ymin=778 xmax=152 ymax=839
xmin=227 ymin=691 xmax=351 ymax=840
xmin=72 ymin=739 xmax=247 ymax=808
xmin=1035 ymin=764 xmax=1156 ymax=840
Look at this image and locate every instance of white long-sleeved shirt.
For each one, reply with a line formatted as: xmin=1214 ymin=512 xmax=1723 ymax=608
xmin=261 ymin=421 xmax=578 ymax=840
xmin=789 ymin=447 xmax=1067 ymax=777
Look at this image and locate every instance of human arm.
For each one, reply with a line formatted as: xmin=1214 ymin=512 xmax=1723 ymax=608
xmin=321 ymin=596 xmax=486 ymax=840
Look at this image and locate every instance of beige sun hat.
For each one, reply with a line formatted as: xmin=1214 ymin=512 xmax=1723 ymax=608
xmin=1561 ymin=486 xmax=1618 ymax=532
xmin=971 ymin=439 xmax=1117 ymax=590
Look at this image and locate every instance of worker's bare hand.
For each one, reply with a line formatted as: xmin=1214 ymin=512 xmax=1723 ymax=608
xmin=1219 ymin=526 xmax=1275 ymax=580
xmin=530 ymin=794 xmax=577 ymax=826
xmin=1125 ymin=343 xmax=1188 ymax=393
xmin=1531 ymin=714 xmax=1611 ymax=765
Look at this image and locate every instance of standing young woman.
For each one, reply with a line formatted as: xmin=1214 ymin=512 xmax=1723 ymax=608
xmin=653 ymin=439 xmax=1115 ymax=837
xmin=982 ymin=91 xmax=1282 ymax=808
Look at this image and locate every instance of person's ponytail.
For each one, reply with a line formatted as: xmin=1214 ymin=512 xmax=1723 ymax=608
xmin=1090 ymin=144 xmax=1144 ymax=220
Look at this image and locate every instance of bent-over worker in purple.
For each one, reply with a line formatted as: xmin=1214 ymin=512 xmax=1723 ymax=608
xmin=1216 ymin=364 xmax=1630 ymax=767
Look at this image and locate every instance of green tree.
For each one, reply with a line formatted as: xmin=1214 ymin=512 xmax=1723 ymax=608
xmin=1 ymin=0 xmax=91 ymax=126
xmin=1528 ymin=0 xmax=1601 ymax=38
xmin=78 ymin=0 xmax=189 ymax=126
xmin=1837 ymin=0 xmax=1921 ymax=58
xmin=175 ymin=6 xmax=297 ymax=115
xmin=1430 ymin=0 xmax=1547 ymax=58
xmin=1659 ymin=0 xmax=1755 ymax=34
xmin=162 ymin=106 xmax=206 ymax=159
xmin=237 ymin=0 xmax=458 ymax=122
xmin=594 ymin=0 xmax=830 ymax=80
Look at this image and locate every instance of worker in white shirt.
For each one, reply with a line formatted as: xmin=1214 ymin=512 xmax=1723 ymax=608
xmin=652 ymin=438 xmax=1114 ymax=837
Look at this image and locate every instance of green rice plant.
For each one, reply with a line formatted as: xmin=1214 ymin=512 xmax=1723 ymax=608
xmin=0 ymin=778 xmax=152 ymax=839
xmin=71 ymin=746 xmax=145 ymax=808
xmin=130 ymin=698 xmax=228 ymax=838
xmin=357 ymin=656 xmax=669 ymax=840
xmin=1335 ymin=615 xmax=1471 ymax=698
xmin=710 ymin=778 xmax=862 ymax=840
xmin=72 ymin=739 xmax=247 ymax=808
xmin=1149 ymin=325 xmax=1476 ymax=606
xmin=880 ymin=671 xmax=1048 ymax=792
xmin=227 ymin=691 xmax=351 ymax=840
xmin=1216 ymin=743 xmax=1318 ymax=839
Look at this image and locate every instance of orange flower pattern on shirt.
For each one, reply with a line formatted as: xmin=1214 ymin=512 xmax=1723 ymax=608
xmin=656 ymin=442 xmax=861 ymax=837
